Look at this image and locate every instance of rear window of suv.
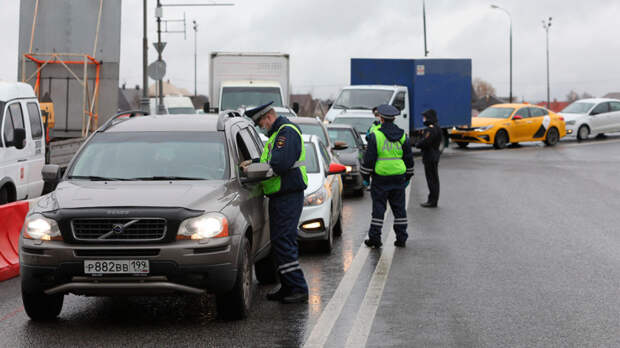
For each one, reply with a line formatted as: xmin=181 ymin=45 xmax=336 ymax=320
xmin=68 ymin=131 xmax=229 ymax=180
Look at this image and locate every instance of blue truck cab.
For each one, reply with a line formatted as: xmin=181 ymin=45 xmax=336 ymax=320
xmin=325 ymin=58 xmax=472 ymax=150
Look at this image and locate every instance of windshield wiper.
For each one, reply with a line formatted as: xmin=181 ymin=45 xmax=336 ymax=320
xmin=333 ymin=104 xmax=348 ymax=110
xmin=129 ymin=176 xmax=205 ymax=181
xmin=67 ymin=175 xmax=128 ymax=181
xmin=349 ymin=106 xmax=371 ymax=110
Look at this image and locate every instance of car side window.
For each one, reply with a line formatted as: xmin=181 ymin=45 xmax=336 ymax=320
xmin=514 ymin=108 xmax=530 ymax=118
xmin=529 ymin=108 xmax=545 ymax=117
xmin=3 ymin=102 xmax=25 ymax=147
xmin=609 ymin=102 xmax=620 ymax=112
xmin=247 ymin=126 xmax=265 ymax=151
xmin=9 ymin=103 xmax=25 ymax=129
xmin=392 ymin=92 xmax=406 ymax=111
xmin=2 ymin=107 xmax=15 ymax=146
xmin=591 ymin=102 xmax=609 ymax=115
xmin=27 ymin=103 xmax=43 ymax=139
xmin=239 ymin=128 xmax=261 ymax=159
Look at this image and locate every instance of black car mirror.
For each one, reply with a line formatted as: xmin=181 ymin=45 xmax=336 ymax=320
xmin=203 ymin=101 xmax=210 ymax=113
xmin=13 ymin=128 xmax=26 ymax=149
xmin=42 ymin=164 xmax=61 ymax=186
xmin=292 ymin=102 xmax=300 ymax=114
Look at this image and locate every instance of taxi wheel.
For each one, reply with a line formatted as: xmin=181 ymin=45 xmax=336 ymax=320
xmin=577 ymin=125 xmax=589 ymax=141
xmin=216 ymin=237 xmax=252 ymax=320
xmin=456 ymin=142 xmax=469 ymax=149
xmin=544 ymin=127 xmax=559 ymax=146
xmin=493 ymin=130 xmax=508 ymax=149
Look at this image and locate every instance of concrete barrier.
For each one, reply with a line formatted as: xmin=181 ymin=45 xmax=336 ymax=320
xmin=0 ymin=201 xmax=29 ymax=281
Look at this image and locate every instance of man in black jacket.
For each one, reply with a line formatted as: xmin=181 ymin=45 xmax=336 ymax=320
xmin=415 ymin=109 xmax=442 ymax=208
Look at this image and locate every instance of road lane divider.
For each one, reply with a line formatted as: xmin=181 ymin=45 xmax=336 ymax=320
xmin=0 ymin=201 xmax=29 ymax=282
xmin=304 ymin=185 xmax=411 ymax=347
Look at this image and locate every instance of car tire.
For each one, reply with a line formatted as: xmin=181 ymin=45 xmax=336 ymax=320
xmin=456 ymin=142 xmax=469 ymax=149
xmin=0 ymin=186 xmax=8 ymax=205
xmin=22 ymin=290 xmax=64 ymax=321
xmin=577 ymin=125 xmax=589 ymax=142
xmin=216 ymin=237 xmax=252 ymax=320
xmin=493 ymin=130 xmax=508 ymax=149
xmin=333 ymin=213 xmax=343 ymax=237
xmin=255 ymin=254 xmax=278 ymax=285
xmin=595 ymin=133 xmax=607 ymax=139
xmin=544 ymin=127 xmax=559 ymax=146
xmin=319 ymin=218 xmax=334 ymax=254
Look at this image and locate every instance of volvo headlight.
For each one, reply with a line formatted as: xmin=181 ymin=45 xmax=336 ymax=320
xmin=177 ymin=212 xmax=229 ymax=240
xmin=565 ymin=120 xmax=576 ymax=125
xmin=476 ymin=125 xmax=494 ymax=132
xmin=24 ymin=214 xmax=62 ymax=241
xmin=304 ymin=186 xmax=327 ymax=206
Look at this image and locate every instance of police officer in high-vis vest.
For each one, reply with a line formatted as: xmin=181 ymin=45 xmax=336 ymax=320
xmin=243 ymin=102 xmax=309 ymax=304
xmin=360 ymin=104 xmax=414 ymax=248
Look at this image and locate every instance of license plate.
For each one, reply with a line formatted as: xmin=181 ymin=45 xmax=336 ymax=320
xmin=84 ymin=260 xmax=150 ymax=274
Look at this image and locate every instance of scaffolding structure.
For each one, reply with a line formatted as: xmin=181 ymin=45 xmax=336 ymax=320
xmin=21 ymin=53 xmax=102 ymax=137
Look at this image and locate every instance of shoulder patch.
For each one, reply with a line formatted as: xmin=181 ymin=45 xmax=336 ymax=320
xmin=276 ymin=135 xmax=287 ymax=148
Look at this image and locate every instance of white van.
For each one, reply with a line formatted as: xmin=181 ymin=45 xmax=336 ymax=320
xmin=149 ymin=96 xmax=196 ymax=115
xmin=0 ymin=81 xmax=45 ymax=204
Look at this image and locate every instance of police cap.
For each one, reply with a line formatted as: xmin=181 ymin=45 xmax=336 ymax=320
xmin=245 ymin=101 xmax=274 ymax=124
xmin=376 ymin=104 xmax=399 ymax=119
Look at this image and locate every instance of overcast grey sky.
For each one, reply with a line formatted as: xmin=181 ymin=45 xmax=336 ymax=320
xmin=2 ymin=0 xmax=620 ymax=102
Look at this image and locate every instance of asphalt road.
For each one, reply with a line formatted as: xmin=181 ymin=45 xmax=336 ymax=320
xmin=2 ymin=135 xmax=620 ymax=347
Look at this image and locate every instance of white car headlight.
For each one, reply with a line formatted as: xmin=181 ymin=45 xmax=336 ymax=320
xmin=344 ymin=165 xmax=352 ymax=173
xmin=565 ymin=120 xmax=576 ymax=125
xmin=24 ymin=214 xmax=62 ymax=241
xmin=177 ymin=212 xmax=229 ymax=240
xmin=476 ymin=125 xmax=494 ymax=131
xmin=304 ymin=186 xmax=328 ymax=206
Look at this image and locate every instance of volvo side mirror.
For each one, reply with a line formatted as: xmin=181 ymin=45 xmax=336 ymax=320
xmin=42 ymin=164 xmax=61 ymax=186
xmin=241 ymin=163 xmax=273 ymax=183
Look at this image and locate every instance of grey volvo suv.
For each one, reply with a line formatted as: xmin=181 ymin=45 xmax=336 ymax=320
xmin=20 ymin=111 xmax=277 ymax=321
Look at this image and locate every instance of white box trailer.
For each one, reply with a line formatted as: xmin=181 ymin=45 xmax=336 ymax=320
xmin=209 ymin=52 xmax=290 ymax=111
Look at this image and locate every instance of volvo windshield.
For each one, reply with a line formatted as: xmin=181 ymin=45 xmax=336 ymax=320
xmin=68 ymin=132 xmax=229 ymax=180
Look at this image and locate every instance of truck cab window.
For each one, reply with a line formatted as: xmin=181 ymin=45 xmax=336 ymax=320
xmin=27 ymin=102 xmax=43 ymax=139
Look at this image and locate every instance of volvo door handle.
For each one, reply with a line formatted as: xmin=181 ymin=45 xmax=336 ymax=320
xmin=17 ymin=159 xmax=28 ymax=162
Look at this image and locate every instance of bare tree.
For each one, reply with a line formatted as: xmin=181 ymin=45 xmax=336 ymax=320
xmin=473 ymin=78 xmax=497 ymax=97
xmin=566 ymin=90 xmax=579 ymax=102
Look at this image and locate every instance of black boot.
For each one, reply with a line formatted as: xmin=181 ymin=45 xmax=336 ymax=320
xmin=420 ymin=202 xmax=437 ymax=208
xmin=364 ymin=239 xmax=383 ymax=248
xmin=266 ymin=287 xmax=290 ymax=301
xmin=394 ymin=240 xmax=406 ymax=248
xmin=281 ymin=291 xmax=309 ymax=304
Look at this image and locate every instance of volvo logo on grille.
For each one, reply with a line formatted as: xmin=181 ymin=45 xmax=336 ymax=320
xmin=112 ymin=224 xmax=124 ymax=235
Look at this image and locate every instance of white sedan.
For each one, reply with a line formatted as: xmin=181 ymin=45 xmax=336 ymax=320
xmin=559 ymin=98 xmax=620 ymax=141
xmin=298 ymin=134 xmax=346 ymax=253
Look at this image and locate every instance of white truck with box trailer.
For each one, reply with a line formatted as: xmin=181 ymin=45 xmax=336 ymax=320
xmin=209 ymin=52 xmax=291 ymax=112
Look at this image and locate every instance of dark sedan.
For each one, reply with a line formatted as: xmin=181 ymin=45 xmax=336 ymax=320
xmin=326 ymin=124 xmax=365 ymax=196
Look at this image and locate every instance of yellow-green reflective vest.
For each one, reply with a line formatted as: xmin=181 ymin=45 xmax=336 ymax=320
xmin=259 ymin=124 xmax=308 ymax=195
xmin=374 ymin=130 xmax=406 ymax=176
xmin=369 ymin=123 xmax=381 ymax=135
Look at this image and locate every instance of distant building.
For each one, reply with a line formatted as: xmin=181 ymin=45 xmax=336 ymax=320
xmin=291 ymin=94 xmax=330 ymax=118
xmin=603 ymin=92 xmax=620 ymax=99
xmin=118 ymin=84 xmax=142 ymax=111
xmin=148 ymin=80 xmax=192 ymax=97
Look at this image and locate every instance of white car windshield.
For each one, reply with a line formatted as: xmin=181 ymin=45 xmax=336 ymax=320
xmin=332 ymin=89 xmax=393 ymax=110
xmin=68 ymin=132 xmax=229 ymax=180
xmin=561 ymin=102 xmax=595 ymax=114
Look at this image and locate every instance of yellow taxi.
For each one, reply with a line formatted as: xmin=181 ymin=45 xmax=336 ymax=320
xmin=450 ymin=103 xmax=566 ymax=149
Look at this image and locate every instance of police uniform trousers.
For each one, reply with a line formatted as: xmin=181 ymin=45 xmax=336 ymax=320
xmin=268 ymin=190 xmax=308 ymax=294
xmin=423 ymin=158 xmax=440 ymax=204
xmin=369 ymin=179 xmax=408 ymax=243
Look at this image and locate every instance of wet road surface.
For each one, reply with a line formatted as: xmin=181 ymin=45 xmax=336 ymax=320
xmin=2 ymin=135 xmax=620 ymax=347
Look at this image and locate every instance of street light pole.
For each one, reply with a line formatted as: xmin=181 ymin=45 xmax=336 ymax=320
xmin=423 ymin=0 xmax=429 ymax=57
xmin=491 ymin=5 xmax=512 ymax=103
xmin=193 ymin=20 xmax=198 ymax=97
xmin=142 ymin=0 xmax=149 ymax=112
xmin=542 ymin=17 xmax=552 ymax=109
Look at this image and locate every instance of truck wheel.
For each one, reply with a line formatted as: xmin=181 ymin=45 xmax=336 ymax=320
xmin=544 ymin=127 xmax=559 ymax=146
xmin=456 ymin=142 xmax=469 ymax=149
xmin=216 ymin=238 xmax=252 ymax=320
xmin=255 ymin=253 xmax=278 ymax=285
xmin=493 ymin=130 xmax=508 ymax=149
xmin=22 ymin=290 xmax=64 ymax=321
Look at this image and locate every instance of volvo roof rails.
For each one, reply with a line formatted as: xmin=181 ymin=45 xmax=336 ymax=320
xmin=97 ymin=110 xmax=150 ymax=132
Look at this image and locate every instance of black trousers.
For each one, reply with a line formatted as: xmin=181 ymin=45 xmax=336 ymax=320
xmin=369 ymin=181 xmax=408 ymax=243
xmin=423 ymin=159 xmax=440 ymax=204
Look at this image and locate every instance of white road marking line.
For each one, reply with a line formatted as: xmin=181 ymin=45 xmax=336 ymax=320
xmin=344 ymin=186 xmax=411 ymax=348
xmin=303 ymin=186 xmax=411 ymax=348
